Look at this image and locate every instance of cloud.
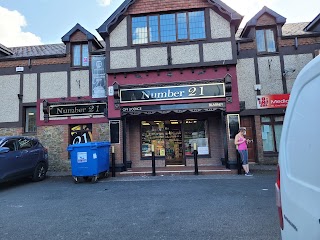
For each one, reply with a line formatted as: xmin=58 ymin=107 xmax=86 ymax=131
xmin=0 ymin=6 xmax=42 ymax=47
xmin=97 ymin=0 xmax=112 ymax=7
xmin=221 ymin=0 xmax=279 ymax=27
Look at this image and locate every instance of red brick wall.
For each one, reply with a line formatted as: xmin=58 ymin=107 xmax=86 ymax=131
xmin=70 ymin=30 xmax=87 ymax=42
xmin=0 ymin=55 xmax=70 ymax=68
xmin=257 ymin=14 xmax=276 ymax=26
xmin=126 ymin=0 xmax=212 ymax=15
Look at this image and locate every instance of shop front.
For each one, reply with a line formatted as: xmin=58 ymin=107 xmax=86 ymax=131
xmin=240 ymin=93 xmax=290 ymax=164
xmin=107 ymin=68 xmax=240 ymax=169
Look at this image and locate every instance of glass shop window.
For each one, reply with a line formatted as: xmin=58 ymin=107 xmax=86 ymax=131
xmin=141 ymin=121 xmax=165 ymax=157
xmin=184 ymin=119 xmax=209 ymax=156
xmin=261 ymin=115 xmax=284 ymax=153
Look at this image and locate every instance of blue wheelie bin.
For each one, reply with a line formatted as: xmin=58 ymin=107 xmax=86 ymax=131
xmin=67 ymin=142 xmax=110 ymax=183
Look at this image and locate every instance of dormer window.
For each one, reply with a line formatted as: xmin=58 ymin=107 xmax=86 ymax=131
xmin=72 ymin=44 xmax=89 ymax=67
xmin=256 ymin=28 xmax=277 ymax=53
xmin=132 ymin=10 xmax=205 ymax=44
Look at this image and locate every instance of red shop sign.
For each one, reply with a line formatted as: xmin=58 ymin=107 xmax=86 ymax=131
xmin=256 ymin=94 xmax=290 ymax=109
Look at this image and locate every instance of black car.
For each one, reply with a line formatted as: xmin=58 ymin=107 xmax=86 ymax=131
xmin=0 ymin=136 xmax=48 ymax=183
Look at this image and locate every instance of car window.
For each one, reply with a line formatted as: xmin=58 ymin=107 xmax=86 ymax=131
xmin=18 ymin=138 xmax=33 ymax=150
xmin=2 ymin=139 xmax=17 ymax=151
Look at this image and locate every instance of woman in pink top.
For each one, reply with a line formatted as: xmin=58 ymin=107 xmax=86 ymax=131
xmin=235 ymin=127 xmax=253 ymax=176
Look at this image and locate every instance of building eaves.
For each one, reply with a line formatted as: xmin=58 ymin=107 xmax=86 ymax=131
xmin=304 ymin=13 xmax=320 ymax=32
xmin=0 ymin=43 xmax=14 ymax=56
xmin=240 ymin=6 xmax=286 ymax=38
xmin=62 ymin=23 xmax=103 ymax=49
xmin=97 ymin=0 xmax=243 ymax=38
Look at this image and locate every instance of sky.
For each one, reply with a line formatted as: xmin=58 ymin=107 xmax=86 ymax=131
xmin=0 ymin=0 xmax=319 ymax=47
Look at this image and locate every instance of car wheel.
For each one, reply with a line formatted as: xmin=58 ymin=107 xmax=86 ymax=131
xmin=32 ymin=162 xmax=47 ymax=182
xmin=91 ymin=176 xmax=98 ymax=183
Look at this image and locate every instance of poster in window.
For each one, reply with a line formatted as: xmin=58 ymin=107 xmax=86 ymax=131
xmin=227 ymin=114 xmax=240 ymax=139
xmin=110 ymin=120 xmax=120 ymax=144
xmin=70 ymin=124 xmax=93 ymax=145
xmin=92 ymin=56 xmax=106 ymax=98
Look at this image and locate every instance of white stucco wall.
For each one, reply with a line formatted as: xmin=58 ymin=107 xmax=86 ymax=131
xmin=110 ymin=49 xmax=137 ymax=69
xmin=0 ymin=75 xmax=20 ymax=122
xmin=40 ymin=72 xmax=68 ymax=99
xmin=284 ymin=53 xmax=313 ymax=93
xmin=23 ymin=73 xmax=37 ymax=103
xmin=110 ymin=17 xmax=128 ymax=47
xmin=70 ymin=70 xmax=90 ymax=97
xmin=203 ymin=42 xmax=233 ymax=62
xmin=171 ymin=45 xmax=200 ymax=64
xmin=210 ymin=9 xmax=231 ymax=39
xmin=140 ymin=47 xmax=168 ymax=67
xmin=258 ymin=56 xmax=283 ymax=95
xmin=236 ymin=58 xmax=257 ymax=109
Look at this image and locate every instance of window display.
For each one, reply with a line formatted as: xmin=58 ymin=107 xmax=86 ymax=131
xmin=141 ymin=121 xmax=165 ymax=157
xmin=184 ymin=119 xmax=209 ymax=156
xmin=141 ymin=119 xmax=209 ymax=158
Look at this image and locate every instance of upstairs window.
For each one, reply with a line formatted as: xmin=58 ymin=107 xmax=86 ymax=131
xmin=72 ymin=44 xmax=89 ymax=67
xmin=132 ymin=10 xmax=205 ymax=44
xmin=256 ymin=29 xmax=277 ymax=53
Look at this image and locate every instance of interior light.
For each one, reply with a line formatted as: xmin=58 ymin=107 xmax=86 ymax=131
xmin=28 ymin=113 xmax=35 ymax=116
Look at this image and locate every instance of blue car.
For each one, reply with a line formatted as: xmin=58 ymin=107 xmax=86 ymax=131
xmin=0 ymin=136 xmax=48 ymax=183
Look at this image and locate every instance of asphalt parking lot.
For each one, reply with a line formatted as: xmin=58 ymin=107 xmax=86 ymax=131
xmin=0 ymin=171 xmax=280 ymax=240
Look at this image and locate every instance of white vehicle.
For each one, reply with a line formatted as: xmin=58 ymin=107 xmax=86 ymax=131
xmin=276 ymin=55 xmax=320 ymax=239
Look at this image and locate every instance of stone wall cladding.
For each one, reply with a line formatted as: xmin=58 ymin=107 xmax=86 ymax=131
xmin=171 ymin=45 xmax=200 ymax=65
xmin=284 ymin=53 xmax=313 ymax=93
xmin=0 ymin=127 xmax=23 ymax=136
xmin=70 ymin=70 xmax=90 ymax=97
xmin=0 ymin=75 xmax=20 ymax=122
xmin=92 ymin=123 xmax=110 ymax=142
xmin=258 ymin=56 xmax=283 ymax=95
xmin=40 ymin=71 xmax=68 ymax=99
xmin=110 ymin=18 xmax=128 ymax=47
xmin=126 ymin=0 xmax=212 ymax=15
xmin=37 ymin=125 xmax=70 ymax=171
xmin=210 ymin=9 xmax=231 ymax=39
xmin=237 ymin=58 xmax=257 ymax=109
xmin=203 ymin=42 xmax=233 ymax=62
xmin=110 ymin=49 xmax=137 ymax=69
xmin=23 ymin=73 xmax=37 ymax=103
xmin=140 ymin=47 xmax=168 ymax=67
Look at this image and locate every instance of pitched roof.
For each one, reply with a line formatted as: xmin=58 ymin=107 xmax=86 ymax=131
xmin=62 ymin=23 xmax=103 ymax=49
xmin=240 ymin=6 xmax=286 ymax=38
xmin=0 ymin=44 xmax=66 ymax=59
xmin=236 ymin=22 xmax=318 ymax=41
xmin=97 ymin=0 xmax=243 ymax=37
xmin=0 ymin=43 xmax=13 ymax=56
xmin=304 ymin=13 xmax=320 ymax=32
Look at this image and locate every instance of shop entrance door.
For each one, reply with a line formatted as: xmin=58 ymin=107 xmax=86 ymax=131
xmin=240 ymin=117 xmax=256 ymax=163
xmin=164 ymin=120 xmax=183 ymax=165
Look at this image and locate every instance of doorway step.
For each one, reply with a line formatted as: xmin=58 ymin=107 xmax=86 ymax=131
xmin=118 ymin=166 xmax=236 ymax=177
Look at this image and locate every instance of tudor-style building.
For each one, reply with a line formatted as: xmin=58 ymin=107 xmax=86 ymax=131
xmin=236 ymin=8 xmax=320 ymax=164
xmin=0 ymin=1 xmax=319 ymax=172
xmin=97 ymin=0 xmax=243 ymax=169
xmin=0 ymin=24 xmax=109 ymax=171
